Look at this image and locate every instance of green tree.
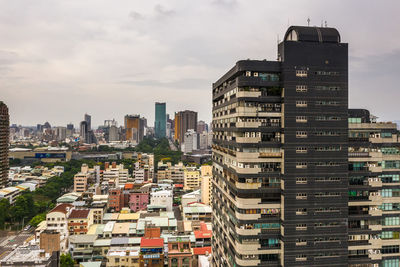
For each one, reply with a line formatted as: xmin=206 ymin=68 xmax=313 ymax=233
xmin=0 ymin=199 xmax=10 ymax=229
xmin=60 ymin=253 xmax=74 ymax=267
xmin=29 ymin=213 xmax=46 ymax=227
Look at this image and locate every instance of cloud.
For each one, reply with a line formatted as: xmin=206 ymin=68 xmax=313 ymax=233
xmin=129 ymin=11 xmax=144 ymax=20
xmin=154 ymin=4 xmax=175 ymax=17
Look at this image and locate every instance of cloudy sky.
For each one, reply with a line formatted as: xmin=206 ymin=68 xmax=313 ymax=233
xmin=1 ymin=0 xmax=400 ymax=128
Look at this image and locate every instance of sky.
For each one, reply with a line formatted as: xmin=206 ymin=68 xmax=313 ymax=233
xmin=1 ymin=0 xmax=400 ymax=128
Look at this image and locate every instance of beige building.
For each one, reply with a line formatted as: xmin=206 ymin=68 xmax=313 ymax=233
xmin=200 ymin=165 xmax=212 ymax=205
xmin=184 ymin=167 xmax=200 ymax=191
xmin=106 ymin=247 xmax=140 ymax=267
xmin=74 ymin=172 xmax=90 ymax=193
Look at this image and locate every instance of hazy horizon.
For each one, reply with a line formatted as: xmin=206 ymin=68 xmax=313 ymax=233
xmin=2 ymin=0 xmax=400 ymax=128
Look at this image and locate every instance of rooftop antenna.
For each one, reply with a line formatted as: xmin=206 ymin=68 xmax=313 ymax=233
xmin=307 ymin=17 xmax=310 ymax=26
xmin=325 ymin=21 xmax=328 ymax=27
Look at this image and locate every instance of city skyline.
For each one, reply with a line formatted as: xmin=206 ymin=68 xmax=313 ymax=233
xmin=1 ymin=0 xmax=400 ymax=127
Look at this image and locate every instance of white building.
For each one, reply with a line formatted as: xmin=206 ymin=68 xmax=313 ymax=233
xmin=182 ymin=190 xmax=201 ymax=207
xmin=44 ymin=203 xmax=72 ymax=252
xmin=182 ymin=129 xmax=198 ymax=154
xmin=134 ymin=169 xmax=144 ymax=184
xmin=150 ymin=190 xmax=173 ymax=212
xmin=0 ymin=187 xmax=21 ymax=204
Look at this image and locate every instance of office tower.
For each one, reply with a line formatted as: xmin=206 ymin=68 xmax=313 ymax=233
xmin=108 ymin=125 xmax=119 ymax=142
xmin=348 ymin=109 xmax=400 ymax=266
xmin=104 ymin=119 xmax=117 ymax=127
xmin=0 ymin=101 xmax=9 ymax=188
xmin=155 ymin=102 xmax=167 ymax=139
xmin=124 ymin=115 xmax=145 ymax=144
xmin=174 ymin=110 xmax=197 ymax=144
xmin=43 ymin=121 xmax=51 ymax=129
xmin=212 ymin=26 xmax=348 ymax=266
xmin=84 ymin=113 xmax=91 ymax=130
xmin=66 ymin=123 xmax=74 ymax=137
xmin=197 ymin=120 xmax=208 ymax=133
xmin=80 ymin=121 xmax=88 ymax=143
xmin=55 ymin=126 xmax=67 ymax=141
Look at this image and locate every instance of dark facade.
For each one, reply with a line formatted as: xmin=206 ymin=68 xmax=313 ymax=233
xmin=174 ymin=110 xmax=198 ymax=144
xmin=212 ymin=25 xmax=349 ymax=266
xmin=279 ymin=26 xmax=349 ymax=266
xmin=0 ymin=101 xmax=9 ymax=188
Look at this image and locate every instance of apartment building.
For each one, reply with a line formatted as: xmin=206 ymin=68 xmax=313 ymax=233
xmin=212 ymin=25 xmax=348 ymax=266
xmin=184 ymin=167 xmax=201 ymax=191
xmin=348 ymin=109 xmax=400 ymax=266
xmin=74 ymin=173 xmax=90 ymax=193
xmin=68 ymin=209 xmax=94 ymax=235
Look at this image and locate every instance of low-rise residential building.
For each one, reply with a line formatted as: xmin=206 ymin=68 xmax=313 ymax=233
xmin=139 ymin=238 xmax=164 ymax=267
xmin=182 ymin=203 xmax=212 ymax=222
xmin=68 ymin=209 xmax=93 ymax=235
xmin=183 ymin=167 xmax=200 ymax=191
xmin=182 ymin=190 xmax=201 ymax=207
xmin=45 ymin=203 xmax=72 ymax=251
xmin=108 ymin=189 xmax=124 ymax=212
xmin=74 ymin=173 xmax=90 ymax=193
xmin=0 ymin=245 xmax=58 ymax=267
xmin=106 ymin=246 xmax=140 ymax=267
xmin=69 ymin=234 xmax=97 ymax=263
xmin=129 ymin=192 xmax=149 ymax=212
xmin=150 ymin=190 xmax=173 ymax=212
xmin=0 ymin=186 xmax=21 ymax=204
xmin=167 ymin=236 xmax=193 ymax=267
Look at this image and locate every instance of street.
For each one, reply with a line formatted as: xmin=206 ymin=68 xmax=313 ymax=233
xmin=0 ymin=229 xmax=35 ymax=260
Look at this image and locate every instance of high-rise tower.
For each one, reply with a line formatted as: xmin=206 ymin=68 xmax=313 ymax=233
xmin=212 ymin=25 xmax=348 ymax=266
xmin=0 ymin=101 xmax=9 ymax=188
xmin=155 ymin=102 xmax=167 ymax=139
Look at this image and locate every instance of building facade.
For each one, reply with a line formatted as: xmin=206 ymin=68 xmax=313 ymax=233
xmin=348 ymin=109 xmax=400 ymax=266
xmin=155 ymin=102 xmax=167 ymax=139
xmin=212 ymin=25 xmax=348 ymax=266
xmin=174 ymin=110 xmax=198 ymax=144
xmin=0 ymin=101 xmax=9 ymax=188
xmin=125 ymin=115 xmax=145 ymax=144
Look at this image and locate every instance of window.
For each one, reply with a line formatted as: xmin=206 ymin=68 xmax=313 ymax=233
xmin=296 ymin=70 xmax=307 ymax=77
xmin=315 ymin=71 xmax=339 ymax=76
xmin=296 ymin=116 xmax=307 ymax=122
xmin=295 ymin=254 xmax=307 ymax=261
xmin=296 ymin=208 xmax=307 ymax=215
xmin=296 ymin=100 xmax=307 ymax=107
xmin=296 ymin=85 xmax=308 ymax=92
xmin=296 ymin=193 xmax=307 ymax=200
xmin=296 ymin=147 xmax=307 ymax=153
xmin=296 ymin=131 xmax=307 ymax=138
xmin=296 ymin=177 xmax=307 ymax=184
xmin=296 ymin=224 xmax=307 ymax=230
xmin=296 ymin=162 xmax=307 ymax=169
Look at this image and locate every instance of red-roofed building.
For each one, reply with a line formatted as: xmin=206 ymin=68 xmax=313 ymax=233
xmin=124 ymin=183 xmax=134 ymax=190
xmin=193 ymin=246 xmax=211 ymax=255
xmin=67 ymin=209 xmax=93 ymax=235
xmin=140 ymin=238 xmax=164 ymax=267
xmin=193 ymin=222 xmax=212 ymax=247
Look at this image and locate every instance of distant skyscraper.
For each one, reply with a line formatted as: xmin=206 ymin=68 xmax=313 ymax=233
xmin=197 ymin=120 xmax=208 ymax=133
xmin=124 ymin=115 xmax=145 ymax=144
xmin=155 ymin=102 xmax=166 ymax=139
xmin=80 ymin=121 xmax=88 ymax=143
xmin=0 ymin=101 xmax=9 ymax=188
xmin=67 ymin=123 xmax=74 ymax=131
xmin=84 ymin=113 xmax=91 ymax=131
xmin=174 ymin=110 xmax=197 ymax=144
xmin=55 ymin=127 xmax=67 ymax=141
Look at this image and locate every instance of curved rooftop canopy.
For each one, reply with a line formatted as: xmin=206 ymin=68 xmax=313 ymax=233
xmin=284 ymin=26 xmax=341 ymax=43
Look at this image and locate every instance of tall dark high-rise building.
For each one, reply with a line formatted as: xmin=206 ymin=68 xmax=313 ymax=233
xmin=0 ymin=101 xmax=9 ymax=188
xmin=80 ymin=121 xmax=88 ymax=143
xmin=155 ymin=102 xmax=166 ymax=139
xmin=84 ymin=113 xmax=91 ymax=131
xmin=125 ymin=115 xmax=145 ymax=144
xmin=212 ymin=25 xmax=348 ymax=266
xmin=174 ymin=110 xmax=197 ymax=144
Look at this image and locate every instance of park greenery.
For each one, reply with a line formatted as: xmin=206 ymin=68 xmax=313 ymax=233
xmin=0 ymin=159 xmax=98 ymax=230
xmin=136 ymin=137 xmax=182 ymax=165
